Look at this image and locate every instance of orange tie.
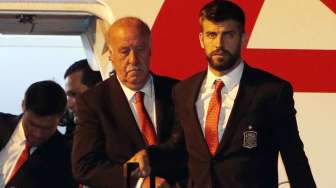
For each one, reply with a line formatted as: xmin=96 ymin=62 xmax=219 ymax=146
xmin=134 ymin=92 xmax=157 ymax=145
xmin=205 ymin=80 xmax=224 ymax=156
xmin=9 ymin=143 xmax=30 ymax=181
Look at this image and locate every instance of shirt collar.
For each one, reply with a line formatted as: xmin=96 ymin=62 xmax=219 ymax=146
xmin=14 ymin=118 xmax=37 ymax=153
xmin=205 ymin=61 xmax=244 ymax=92
xmin=118 ymin=75 xmax=154 ymax=102
xmin=12 ymin=118 xmax=26 ymax=145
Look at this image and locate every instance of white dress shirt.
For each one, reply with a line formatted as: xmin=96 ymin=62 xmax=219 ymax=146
xmin=118 ymin=75 xmax=157 ymax=132
xmin=0 ymin=119 xmax=36 ymax=187
xmin=117 ymin=75 xmax=157 ymax=188
xmin=196 ymin=62 xmax=244 ymax=142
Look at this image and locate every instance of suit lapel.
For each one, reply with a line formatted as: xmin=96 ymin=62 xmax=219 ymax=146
xmin=153 ymin=76 xmax=164 ymax=142
xmin=105 ymin=76 xmax=146 ymax=149
xmin=216 ymin=65 xmax=257 ymax=156
xmin=185 ymin=72 xmax=212 ymax=156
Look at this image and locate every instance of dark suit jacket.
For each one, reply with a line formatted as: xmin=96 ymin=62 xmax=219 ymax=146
xmin=0 ymin=113 xmax=77 ymax=188
xmin=148 ymin=64 xmax=316 ymax=188
xmin=72 ymin=74 xmax=182 ymax=188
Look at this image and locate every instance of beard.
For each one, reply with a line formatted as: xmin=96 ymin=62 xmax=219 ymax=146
xmin=207 ymin=49 xmax=240 ymax=72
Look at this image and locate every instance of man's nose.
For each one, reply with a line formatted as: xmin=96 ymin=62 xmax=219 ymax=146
xmin=215 ymin=35 xmax=224 ymax=49
xmin=67 ymin=97 xmax=76 ymax=111
xmin=128 ymin=49 xmax=138 ymax=65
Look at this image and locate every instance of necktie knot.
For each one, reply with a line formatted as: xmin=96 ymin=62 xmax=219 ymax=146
xmin=214 ymin=80 xmax=224 ymax=92
xmin=135 ymin=91 xmax=144 ymax=103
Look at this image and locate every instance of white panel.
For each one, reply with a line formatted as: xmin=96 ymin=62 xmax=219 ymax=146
xmin=104 ymin=0 xmax=164 ymax=28
xmin=0 ymin=35 xmax=86 ymax=114
xmin=1 ymin=0 xmax=98 ymax=3
xmin=278 ymin=92 xmax=336 ymax=187
xmin=248 ymin=0 xmax=336 ymax=50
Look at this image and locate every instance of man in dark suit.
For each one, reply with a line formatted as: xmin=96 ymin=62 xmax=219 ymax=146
xmin=0 ymin=80 xmax=76 ymax=188
xmin=61 ymin=59 xmax=102 ymax=147
xmin=129 ymin=1 xmax=316 ymax=188
xmin=72 ymin=17 xmax=184 ymax=188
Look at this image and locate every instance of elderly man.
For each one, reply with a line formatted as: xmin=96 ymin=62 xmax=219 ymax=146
xmin=72 ymin=17 xmax=184 ymax=188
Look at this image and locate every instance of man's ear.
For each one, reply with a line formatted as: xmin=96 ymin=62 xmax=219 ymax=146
xmin=108 ymin=46 xmax=114 ymax=63
xmin=241 ymin=32 xmax=248 ymax=48
xmin=199 ymin=32 xmax=205 ymax=49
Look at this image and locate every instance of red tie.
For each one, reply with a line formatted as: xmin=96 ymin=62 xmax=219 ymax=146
xmin=134 ymin=92 xmax=157 ymax=145
xmin=9 ymin=143 xmax=30 ymax=181
xmin=205 ymin=80 xmax=224 ymax=156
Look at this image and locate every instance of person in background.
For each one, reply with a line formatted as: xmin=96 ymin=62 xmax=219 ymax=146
xmin=61 ymin=59 xmax=102 ymax=146
xmin=0 ymin=80 xmax=77 ymax=188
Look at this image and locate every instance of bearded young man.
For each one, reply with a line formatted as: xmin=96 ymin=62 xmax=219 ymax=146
xmin=128 ymin=1 xmax=316 ymax=188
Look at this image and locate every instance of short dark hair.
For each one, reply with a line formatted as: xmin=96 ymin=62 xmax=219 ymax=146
xmin=199 ymin=0 xmax=245 ymax=32
xmin=24 ymin=80 xmax=67 ymax=116
xmin=64 ymin=59 xmax=102 ymax=88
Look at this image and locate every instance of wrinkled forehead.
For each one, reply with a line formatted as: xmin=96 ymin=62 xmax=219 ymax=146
xmin=108 ymin=25 xmax=150 ymax=45
xmin=108 ymin=29 xmax=151 ymax=51
xmin=108 ymin=18 xmax=150 ymax=39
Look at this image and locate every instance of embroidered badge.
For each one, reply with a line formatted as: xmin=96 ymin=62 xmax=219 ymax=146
xmin=243 ymin=125 xmax=257 ymax=149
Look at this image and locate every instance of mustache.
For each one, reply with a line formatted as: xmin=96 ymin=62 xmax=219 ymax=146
xmin=210 ymin=49 xmax=231 ymax=56
xmin=126 ymin=65 xmax=146 ymax=73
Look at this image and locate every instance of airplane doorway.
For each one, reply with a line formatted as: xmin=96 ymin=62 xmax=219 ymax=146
xmin=0 ymin=34 xmax=86 ymax=114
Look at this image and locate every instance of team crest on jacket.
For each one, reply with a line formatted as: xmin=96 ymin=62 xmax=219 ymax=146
xmin=243 ymin=126 xmax=257 ymax=149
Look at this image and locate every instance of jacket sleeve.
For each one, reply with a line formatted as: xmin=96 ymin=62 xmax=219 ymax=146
xmin=146 ymin=87 xmax=188 ymax=184
xmin=72 ymin=94 xmax=125 ymax=188
xmin=272 ymin=82 xmax=316 ymax=188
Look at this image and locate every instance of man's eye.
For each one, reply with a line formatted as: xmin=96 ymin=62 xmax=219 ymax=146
xmin=136 ymin=46 xmax=144 ymax=51
xmin=119 ymin=48 xmax=130 ymax=54
xmin=224 ymin=32 xmax=235 ymax=38
xmin=67 ymin=92 xmax=77 ymax=97
xmin=207 ymin=33 xmax=217 ymax=39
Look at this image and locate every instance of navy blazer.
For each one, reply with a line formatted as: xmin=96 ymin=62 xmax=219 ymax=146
xmin=148 ymin=64 xmax=316 ymax=188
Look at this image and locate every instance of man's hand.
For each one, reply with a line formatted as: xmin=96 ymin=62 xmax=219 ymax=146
xmin=126 ymin=149 xmax=151 ymax=178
